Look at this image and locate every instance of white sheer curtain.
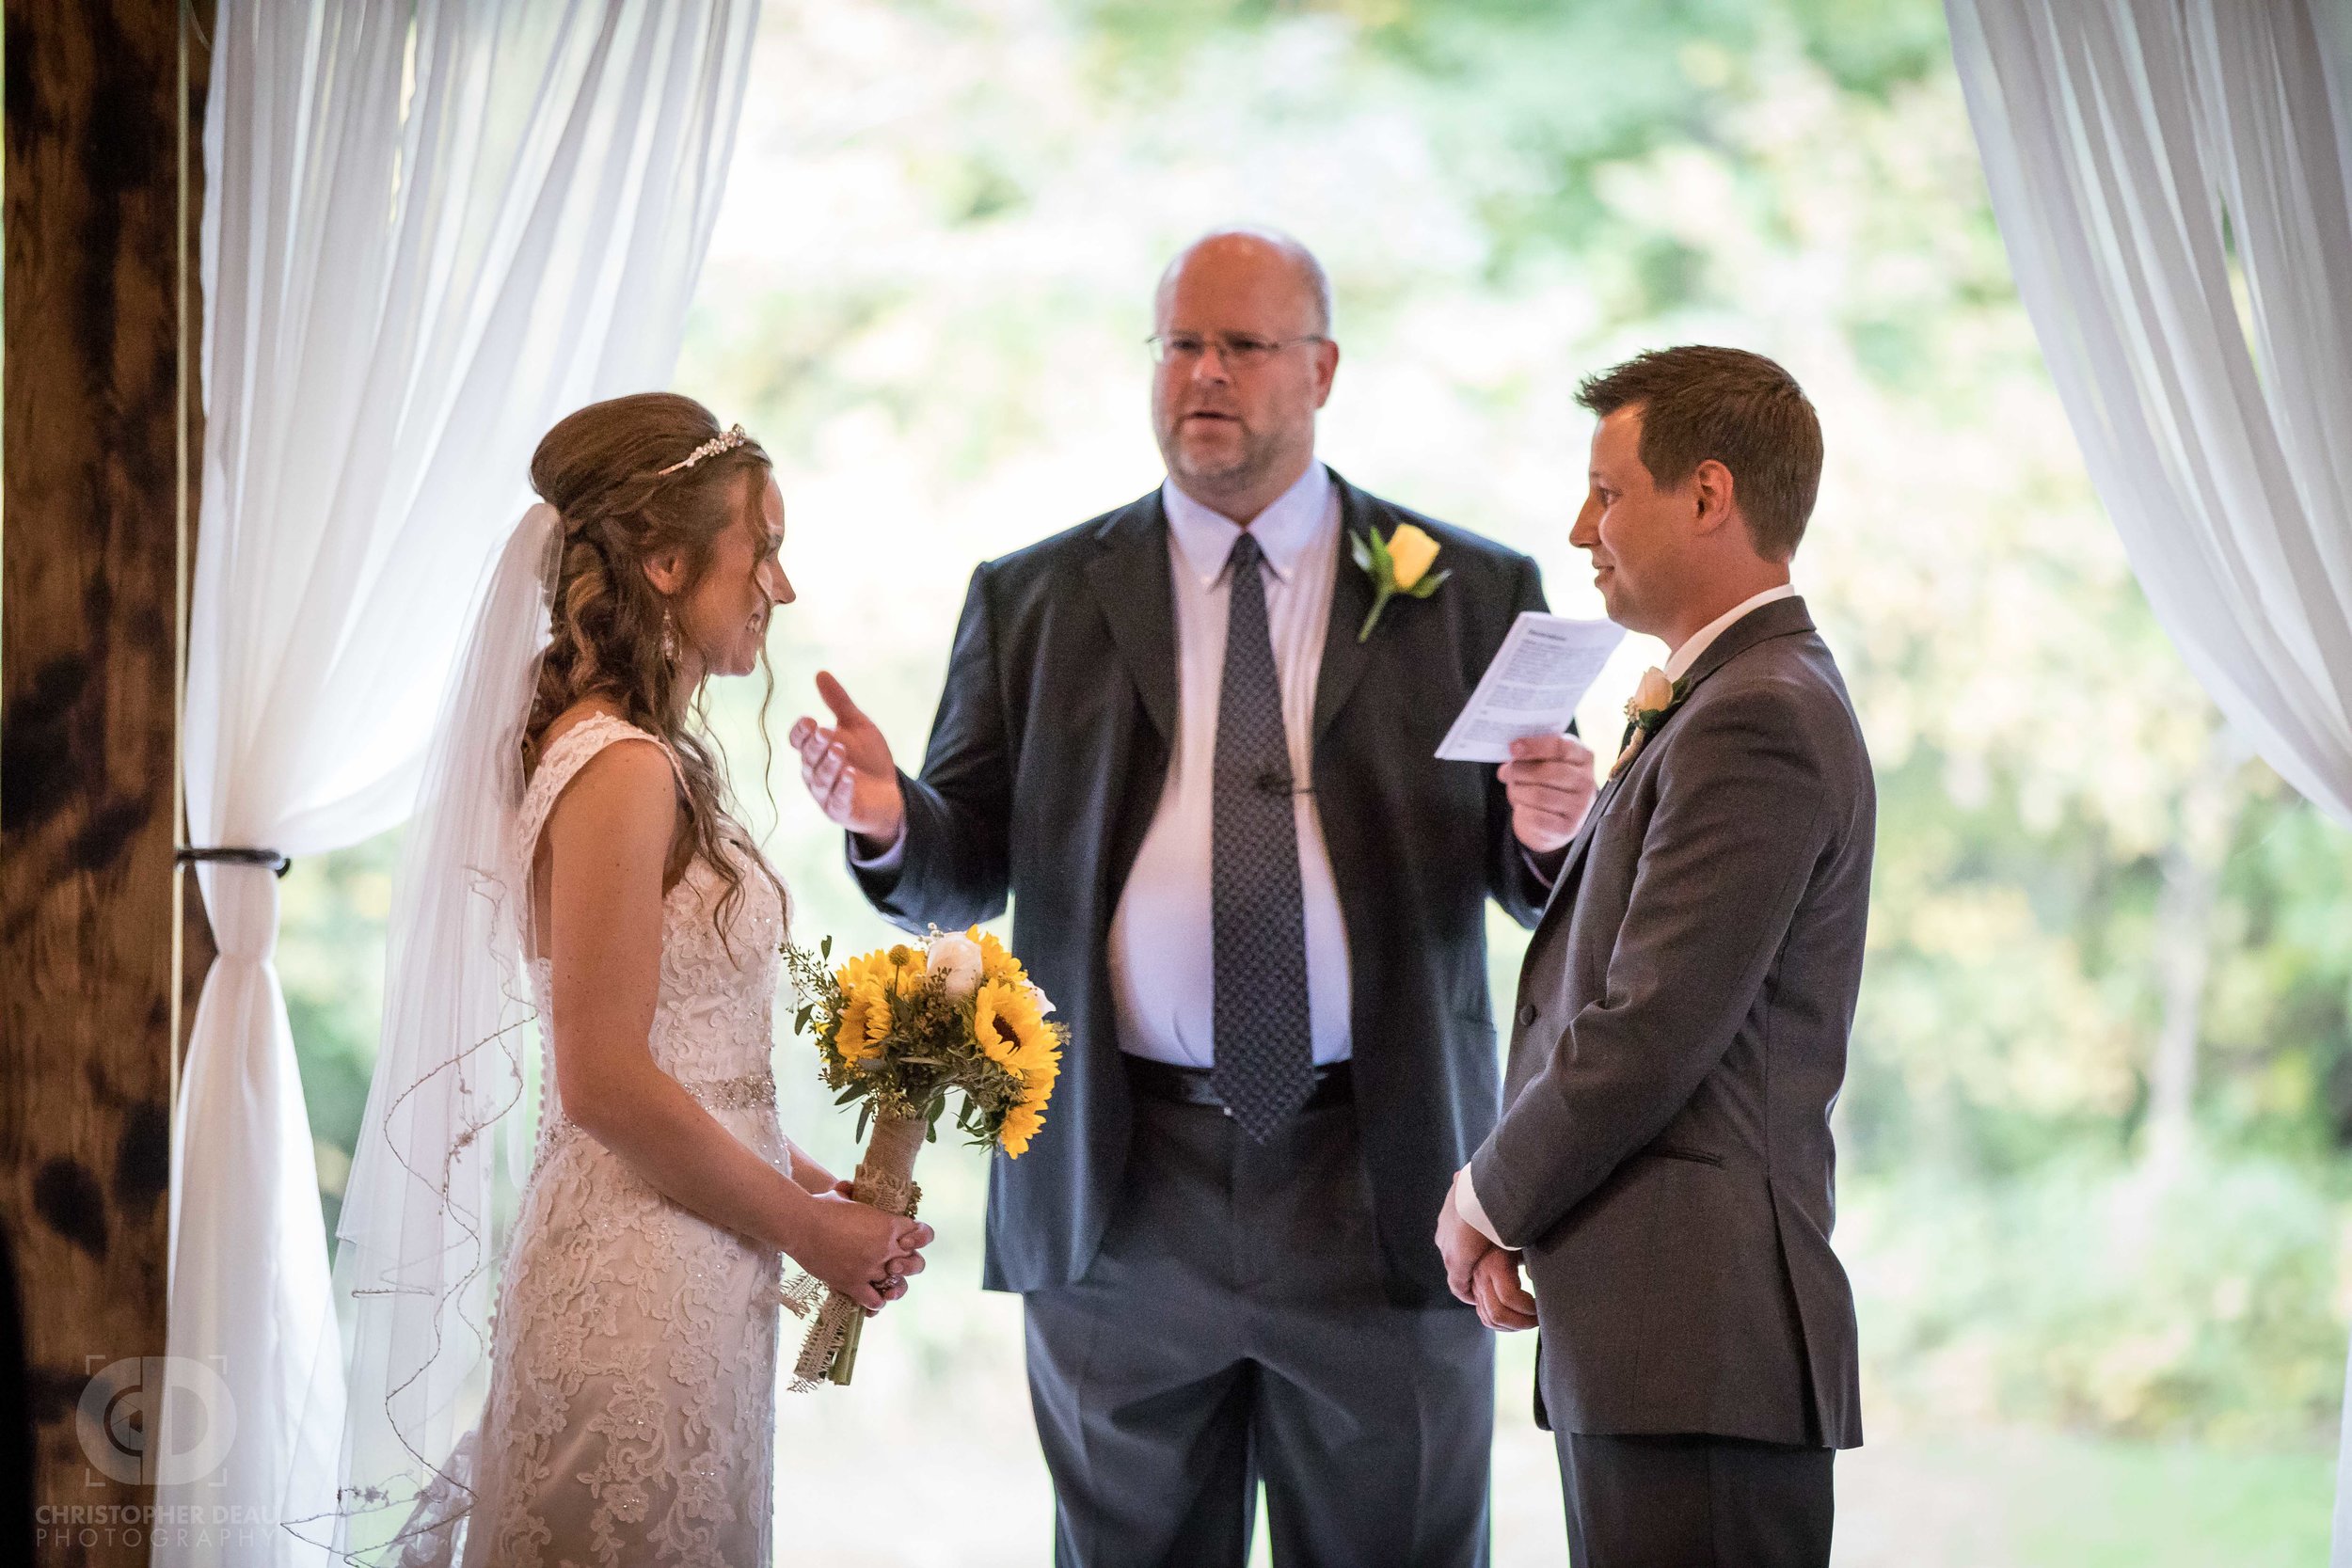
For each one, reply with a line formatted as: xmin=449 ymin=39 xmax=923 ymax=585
xmin=1944 ymin=0 xmax=2352 ymax=1552
xmin=165 ymin=3 xmax=756 ymax=1562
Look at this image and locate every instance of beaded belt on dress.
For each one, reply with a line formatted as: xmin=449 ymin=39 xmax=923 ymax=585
xmin=538 ymin=1070 xmax=777 ymax=1154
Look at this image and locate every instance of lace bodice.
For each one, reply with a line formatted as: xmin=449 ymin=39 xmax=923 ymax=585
xmin=514 ymin=711 xmax=788 ymax=1136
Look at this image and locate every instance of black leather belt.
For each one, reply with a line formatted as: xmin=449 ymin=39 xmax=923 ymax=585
xmin=1125 ymin=1055 xmax=1353 ymax=1115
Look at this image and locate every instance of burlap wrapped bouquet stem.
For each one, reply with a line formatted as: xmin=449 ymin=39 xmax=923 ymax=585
xmin=792 ymin=1110 xmax=925 ymax=1386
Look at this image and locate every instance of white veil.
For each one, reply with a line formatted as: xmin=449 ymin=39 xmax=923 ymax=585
xmin=284 ymin=503 xmax=563 ymax=1564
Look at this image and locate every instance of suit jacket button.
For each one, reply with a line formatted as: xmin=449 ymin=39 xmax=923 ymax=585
xmin=1516 ymin=1003 xmax=1538 ymax=1027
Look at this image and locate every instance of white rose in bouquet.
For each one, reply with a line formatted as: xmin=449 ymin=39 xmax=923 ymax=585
xmin=926 ymin=931 xmax=985 ymax=1002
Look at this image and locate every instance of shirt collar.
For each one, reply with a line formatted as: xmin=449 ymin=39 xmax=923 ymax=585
xmin=1162 ymin=462 xmax=1335 ymax=587
xmin=1662 ymin=583 xmax=1798 ymax=681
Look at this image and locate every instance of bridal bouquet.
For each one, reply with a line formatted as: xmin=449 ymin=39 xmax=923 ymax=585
xmin=778 ymin=927 xmax=1064 ymax=1385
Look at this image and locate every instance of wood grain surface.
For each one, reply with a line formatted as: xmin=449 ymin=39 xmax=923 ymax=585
xmin=4 ymin=4 xmax=213 ymax=1561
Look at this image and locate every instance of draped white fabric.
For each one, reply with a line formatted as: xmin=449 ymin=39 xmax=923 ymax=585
xmin=1946 ymin=0 xmax=2352 ymax=825
xmin=165 ymin=4 xmax=756 ymax=1562
xmin=1944 ymin=0 xmax=2352 ymax=1553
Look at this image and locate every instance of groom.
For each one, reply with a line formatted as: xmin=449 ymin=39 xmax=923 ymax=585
xmin=790 ymin=228 xmax=1595 ymax=1565
xmin=1438 ymin=346 xmax=1873 ymax=1567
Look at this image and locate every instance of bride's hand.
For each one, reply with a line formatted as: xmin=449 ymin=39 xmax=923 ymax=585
xmin=789 ymin=672 xmax=906 ymax=848
xmin=786 ymin=1190 xmax=932 ymax=1311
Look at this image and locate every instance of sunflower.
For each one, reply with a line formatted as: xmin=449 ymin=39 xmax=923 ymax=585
xmin=834 ymin=950 xmax=878 ymax=992
xmin=969 ymin=927 xmax=1024 ymax=986
xmin=831 ymin=953 xmax=896 ymax=1065
xmin=831 ymin=983 xmax=882 ymax=1064
xmin=1008 ymin=1020 xmax=1059 ymax=1091
xmin=998 ymin=1097 xmax=1047 ymax=1159
xmin=972 ymin=978 xmax=1041 ymax=1069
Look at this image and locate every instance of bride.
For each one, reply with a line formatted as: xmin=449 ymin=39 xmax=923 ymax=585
xmin=303 ymin=394 xmax=930 ymax=1568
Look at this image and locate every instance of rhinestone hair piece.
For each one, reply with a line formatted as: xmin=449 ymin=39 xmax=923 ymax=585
xmin=656 ymin=422 xmax=749 ymax=476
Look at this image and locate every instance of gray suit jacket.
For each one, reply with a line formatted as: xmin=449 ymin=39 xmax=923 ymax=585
xmin=1469 ymin=594 xmax=1872 ymax=1449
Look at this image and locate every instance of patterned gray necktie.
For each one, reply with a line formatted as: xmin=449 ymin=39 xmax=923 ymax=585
xmin=1211 ymin=531 xmax=1315 ymax=1142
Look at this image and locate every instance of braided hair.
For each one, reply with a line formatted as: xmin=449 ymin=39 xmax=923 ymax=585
xmin=524 ymin=391 xmax=785 ymax=937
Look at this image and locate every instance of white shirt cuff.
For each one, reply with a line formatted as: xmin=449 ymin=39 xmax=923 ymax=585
xmin=1454 ymin=1164 xmax=1505 ymax=1249
xmin=848 ymin=822 xmax=908 ymax=874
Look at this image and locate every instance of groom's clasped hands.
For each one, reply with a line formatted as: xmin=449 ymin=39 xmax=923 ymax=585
xmin=1437 ymin=1200 xmax=1538 ymax=1333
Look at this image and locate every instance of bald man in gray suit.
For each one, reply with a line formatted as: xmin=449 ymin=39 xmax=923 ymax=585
xmin=1438 ymin=346 xmax=1873 ymax=1568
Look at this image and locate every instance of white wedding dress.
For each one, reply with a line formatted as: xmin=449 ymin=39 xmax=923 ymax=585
xmin=408 ymin=711 xmax=793 ymax=1568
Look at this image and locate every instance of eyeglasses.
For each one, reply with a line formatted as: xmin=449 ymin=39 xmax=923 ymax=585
xmin=1147 ymin=331 xmax=1329 ymax=368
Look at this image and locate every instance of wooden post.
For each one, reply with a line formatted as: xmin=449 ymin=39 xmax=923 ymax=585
xmin=3 ymin=3 xmax=212 ymax=1562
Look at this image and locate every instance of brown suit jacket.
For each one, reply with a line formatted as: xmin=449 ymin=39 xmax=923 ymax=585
xmin=1469 ymin=594 xmax=1873 ymax=1449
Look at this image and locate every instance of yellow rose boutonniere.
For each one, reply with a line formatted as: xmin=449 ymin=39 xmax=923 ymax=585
xmin=1351 ymin=521 xmax=1451 ymax=641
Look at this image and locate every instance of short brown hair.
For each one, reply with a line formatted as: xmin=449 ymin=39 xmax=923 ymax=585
xmin=1575 ymin=346 xmax=1822 ymax=561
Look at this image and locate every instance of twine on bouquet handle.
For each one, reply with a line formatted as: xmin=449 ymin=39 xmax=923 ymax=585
xmin=790 ymin=1111 xmax=926 ymax=1388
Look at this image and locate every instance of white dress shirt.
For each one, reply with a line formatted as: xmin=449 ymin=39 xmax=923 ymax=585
xmin=1663 ymin=584 xmax=1796 ymax=681
xmin=1108 ymin=462 xmax=1354 ymax=1068
xmin=1455 ymin=580 xmax=1797 ymax=1248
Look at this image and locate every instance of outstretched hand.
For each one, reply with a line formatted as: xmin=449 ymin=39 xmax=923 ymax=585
xmin=789 ymin=671 xmax=907 ymax=847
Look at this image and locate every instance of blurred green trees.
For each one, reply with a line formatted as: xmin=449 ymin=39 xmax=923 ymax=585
xmin=276 ymin=0 xmax=2352 ymax=1487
